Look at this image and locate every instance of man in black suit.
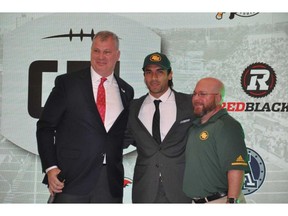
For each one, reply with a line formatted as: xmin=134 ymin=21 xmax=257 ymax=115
xmin=124 ymin=52 xmax=195 ymax=203
xmin=37 ymin=31 xmax=134 ymax=203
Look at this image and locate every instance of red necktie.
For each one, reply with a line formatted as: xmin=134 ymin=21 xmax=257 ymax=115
xmin=97 ymin=77 xmax=107 ymax=123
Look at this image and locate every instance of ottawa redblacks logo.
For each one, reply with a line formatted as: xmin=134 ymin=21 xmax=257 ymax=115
xmin=241 ymin=62 xmax=277 ymax=98
xmin=221 ymin=62 xmax=287 ymax=112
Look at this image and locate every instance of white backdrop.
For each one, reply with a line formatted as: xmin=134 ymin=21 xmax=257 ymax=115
xmin=0 ymin=12 xmax=288 ymax=204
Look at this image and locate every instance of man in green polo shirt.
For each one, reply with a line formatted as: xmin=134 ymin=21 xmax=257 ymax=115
xmin=183 ymin=77 xmax=250 ymax=204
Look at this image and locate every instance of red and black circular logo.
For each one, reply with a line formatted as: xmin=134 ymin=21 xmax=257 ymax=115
xmin=241 ymin=62 xmax=277 ymax=98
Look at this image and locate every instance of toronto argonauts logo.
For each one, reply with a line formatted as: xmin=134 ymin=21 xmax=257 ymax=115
xmin=242 ymin=148 xmax=266 ymax=195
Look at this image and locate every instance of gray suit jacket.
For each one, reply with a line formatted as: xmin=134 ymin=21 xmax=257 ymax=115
xmin=124 ymin=90 xmax=195 ymax=203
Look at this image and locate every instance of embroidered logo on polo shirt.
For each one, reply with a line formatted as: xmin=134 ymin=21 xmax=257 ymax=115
xmin=231 ymin=155 xmax=248 ymax=166
xmin=199 ymin=131 xmax=209 ymax=140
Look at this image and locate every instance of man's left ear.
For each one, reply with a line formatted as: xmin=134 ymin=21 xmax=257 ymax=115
xmin=168 ymin=71 xmax=173 ymax=79
xmin=217 ymin=94 xmax=223 ymax=105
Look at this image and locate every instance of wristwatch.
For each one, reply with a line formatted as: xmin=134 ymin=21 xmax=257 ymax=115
xmin=227 ymin=198 xmax=238 ymax=203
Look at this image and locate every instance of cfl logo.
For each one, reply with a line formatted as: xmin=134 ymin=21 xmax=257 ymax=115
xmin=241 ymin=62 xmax=277 ymax=98
xmin=28 ymin=60 xmax=120 ymax=119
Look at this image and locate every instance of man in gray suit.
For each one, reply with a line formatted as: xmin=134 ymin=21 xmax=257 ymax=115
xmin=124 ymin=52 xmax=195 ymax=203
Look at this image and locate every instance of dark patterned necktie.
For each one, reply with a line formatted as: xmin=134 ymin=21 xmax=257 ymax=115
xmin=96 ymin=77 xmax=107 ymax=123
xmin=152 ymin=100 xmax=162 ymax=144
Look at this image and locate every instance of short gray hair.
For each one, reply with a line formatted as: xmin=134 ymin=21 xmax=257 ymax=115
xmin=93 ymin=31 xmax=119 ymax=50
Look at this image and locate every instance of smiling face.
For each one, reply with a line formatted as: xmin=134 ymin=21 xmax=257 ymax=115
xmin=143 ymin=64 xmax=173 ymax=98
xmin=90 ymin=36 xmax=120 ymax=77
xmin=192 ymin=91 xmax=218 ymax=118
xmin=192 ymin=77 xmax=224 ymax=122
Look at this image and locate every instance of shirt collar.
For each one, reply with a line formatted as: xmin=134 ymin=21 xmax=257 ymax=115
xmin=91 ymin=66 xmax=114 ymax=84
xmin=193 ymin=108 xmax=228 ymax=126
xmin=148 ymin=88 xmax=172 ymax=103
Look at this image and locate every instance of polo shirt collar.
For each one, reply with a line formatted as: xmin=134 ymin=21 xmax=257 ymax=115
xmin=193 ymin=108 xmax=228 ymax=126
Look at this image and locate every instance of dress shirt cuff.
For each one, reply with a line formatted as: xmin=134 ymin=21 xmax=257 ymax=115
xmin=45 ymin=166 xmax=58 ymax=173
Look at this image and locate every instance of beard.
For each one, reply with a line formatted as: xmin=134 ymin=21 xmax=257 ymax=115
xmin=193 ymin=101 xmax=217 ymax=117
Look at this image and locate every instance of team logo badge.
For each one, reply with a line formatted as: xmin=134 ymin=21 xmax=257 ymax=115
xmin=150 ymin=54 xmax=162 ymax=62
xmin=241 ymin=62 xmax=277 ymax=98
xmin=242 ymin=148 xmax=266 ymax=195
xmin=199 ymin=131 xmax=209 ymax=140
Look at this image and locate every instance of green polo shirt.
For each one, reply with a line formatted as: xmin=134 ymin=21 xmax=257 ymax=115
xmin=183 ymin=109 xmax=250 ymax=198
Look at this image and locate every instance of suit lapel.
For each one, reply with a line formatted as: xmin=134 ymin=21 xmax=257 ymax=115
xmin=134 ymin=95 xmax=160 ymax=145
xmin=79 ymin=68 xmax=105 ymax=129
xmin=79 ymin=68 xmax=97 ymax=110
xmin=114 ymin=74 xmax=130 ymax=109
xmin=107 ymin=74 xmax=133 ymax=132
xmin=161 ymin=91 xmax=192 ymax=144
xmin=134 ymin=95 xmax=147 ymax=127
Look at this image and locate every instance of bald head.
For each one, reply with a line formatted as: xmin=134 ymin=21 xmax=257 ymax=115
xmin=195 ymin=77 xmax=225 ymax=104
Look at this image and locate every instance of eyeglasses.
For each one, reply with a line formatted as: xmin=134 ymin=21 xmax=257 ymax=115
xmin=192 ymin=92 xmax=219 ymax=97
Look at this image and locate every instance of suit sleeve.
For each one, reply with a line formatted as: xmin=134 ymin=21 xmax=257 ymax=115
xmin=36 ymin=75 xmax=67 ymax=173
xmin=122 ymin=87 xmax=136 ymax=149
xmin=123 ymin=118 xmax=136 ymax=149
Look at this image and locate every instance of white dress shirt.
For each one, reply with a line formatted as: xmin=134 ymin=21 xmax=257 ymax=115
xmin=45 ymin=68 xmax=124 ymax=172
xmin=91 ymin=67 xmax=124 ymax=132
xmin=138 ymin=88 xmax=176 ymax=142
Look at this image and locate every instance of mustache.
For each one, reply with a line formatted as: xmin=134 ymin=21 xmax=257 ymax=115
xmin=193 ymin=102 xmax=203 ymax=106
xmin=149 ymin=81 xmax=160 ymax=85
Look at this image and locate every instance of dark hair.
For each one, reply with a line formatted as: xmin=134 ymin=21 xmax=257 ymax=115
xmin=167 ymin=69 xmax=173 ymax=88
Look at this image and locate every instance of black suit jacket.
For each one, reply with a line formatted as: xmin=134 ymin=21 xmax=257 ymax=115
xmin=124 ymin=90 xmax=195 ymax=203
xmin=37 ymin=67 xmax=134 ymax=198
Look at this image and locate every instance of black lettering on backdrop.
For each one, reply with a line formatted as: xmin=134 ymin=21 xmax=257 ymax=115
xmin=28 ymin=60 xmax=120 ymax=119
xmin=28 ymin=60 xmax=58 ymax=119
